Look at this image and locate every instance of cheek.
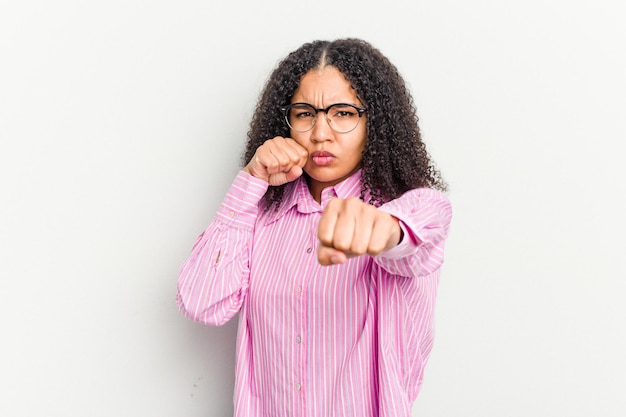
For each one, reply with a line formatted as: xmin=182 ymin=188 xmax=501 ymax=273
xmin=354 ymin=130 xmax=367 ymax=155
xmin=348 ymin=142 xmax=365 ymax=167
xmin=289 ymin=131 xmax=307 ymax=146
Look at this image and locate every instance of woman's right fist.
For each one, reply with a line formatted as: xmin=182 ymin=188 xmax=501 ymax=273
xmin=243 ymin=136 xmax=309 ymax=186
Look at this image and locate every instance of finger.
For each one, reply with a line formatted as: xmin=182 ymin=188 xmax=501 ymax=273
xmin=245 ymin=138 xmax=284 ymax=179
xmin=268 ymin=137 xmax=308 ymax=175
xmin=266 ymin=140 xmax=294 ymax=174
xmin=330 ymin=202 xmax=357 ymax=252
xmin=368 ymin=213 xmax=399 ymax=255
xmin=245 ymin=154 xmax=270 ymax=181
xmin=317 ymin=245 xmax=347 ymax=266
xmin=350 ymin=204 xmax=375 ymax=255
xmin=283 ymin=164 xmax=303 ymax=183
xmin=267 ymin=167 xmax=302 ymax=186
xmin=284 ymin=137 xmax=309 ymax=168
xmin=247 ymin=137 xmax=308 ymax=185
xmin=318 ymin=199 xmax=341 ymax=247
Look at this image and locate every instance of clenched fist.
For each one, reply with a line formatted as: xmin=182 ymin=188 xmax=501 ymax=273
xmin=317 ymin=197 xmax=403 ymax=266
xmin=243 ymin=136 xmax=309 ymax=186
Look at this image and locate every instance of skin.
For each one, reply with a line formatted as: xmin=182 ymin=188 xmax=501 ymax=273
xmin=243 ymin=66 xmax=402 ymax=265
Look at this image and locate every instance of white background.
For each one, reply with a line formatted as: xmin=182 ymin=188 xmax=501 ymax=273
xmin=1 ymin=1 xmax=625 ymax=416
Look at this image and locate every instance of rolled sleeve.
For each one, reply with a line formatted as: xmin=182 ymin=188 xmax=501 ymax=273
xmin=376 ymin=188 xmax=452 ymax=276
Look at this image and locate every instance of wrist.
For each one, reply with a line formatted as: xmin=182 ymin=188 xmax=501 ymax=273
xmin=389 ymin=215 xmax=404 ymax=248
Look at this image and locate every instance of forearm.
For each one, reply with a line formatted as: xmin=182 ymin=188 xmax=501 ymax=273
xmin=176 ymin=171 xmax=269 ymax=325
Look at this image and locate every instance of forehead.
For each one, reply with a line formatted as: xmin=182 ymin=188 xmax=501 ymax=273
xmin=292 ymin=66 xmax=360 ymax=105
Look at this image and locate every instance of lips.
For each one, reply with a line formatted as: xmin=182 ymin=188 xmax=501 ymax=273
xmin=310 ymin=151 xmax=335 ymax=166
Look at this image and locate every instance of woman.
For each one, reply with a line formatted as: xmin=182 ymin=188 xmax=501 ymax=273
xmin=177 ymin=38 xmax=452 ymax=417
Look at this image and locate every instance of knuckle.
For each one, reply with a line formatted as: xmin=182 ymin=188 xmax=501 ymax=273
xmin=318 ymin=235 xmax=332 ymax=247
xmin=368 ymin=246 xmax=384 ymax=256
xmin=333 ymin=239 xmax=351 ymax=252
xmin=369 ymin=239 xmax=386 ymax=255
xmin=350 ymin=244 xmax=366 ymax=256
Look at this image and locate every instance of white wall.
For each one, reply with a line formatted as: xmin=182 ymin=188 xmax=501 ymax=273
xmin=1 ymin=1 xmax=624 ymax=416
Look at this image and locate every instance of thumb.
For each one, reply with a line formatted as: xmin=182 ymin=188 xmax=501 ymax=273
xmin=317 ymin=245 xmax=347 ymax=266
xmin=268 ymin=165 xmax=303 ymax=186
xmin=284 ymin=165 xmax=304 ymax=183
xmin=267 ymin=172 xmax=290 ymax=186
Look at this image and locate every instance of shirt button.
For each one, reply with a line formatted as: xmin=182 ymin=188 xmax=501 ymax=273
xmin=296 ymin=335 xmax=302 ymax=344
xmin=295 ymin=286 xmax=302 ymax=294
xmin=229 ymin=211 xmax=235 ymax=217
xmin=306 ymin=247 xmax=312 ymax=254
xmin=295 ymin=383 xmax=301 ymax=390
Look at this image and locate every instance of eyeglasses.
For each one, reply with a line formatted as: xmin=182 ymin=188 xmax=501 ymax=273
xmin=280 ymin=102 xmax=368 ymax=134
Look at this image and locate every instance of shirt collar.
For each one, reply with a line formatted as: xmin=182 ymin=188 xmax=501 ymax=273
xmin=264 ymin=169 xmax=364 ymax=225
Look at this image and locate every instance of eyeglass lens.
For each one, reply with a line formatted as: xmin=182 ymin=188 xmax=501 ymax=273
xmin=286 ymin=103 xmax=363 ymax=133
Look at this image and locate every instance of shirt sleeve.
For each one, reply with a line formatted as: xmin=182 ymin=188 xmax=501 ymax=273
xmin=176 ymin=171 xmax=269 ymax=326
xmin=375 ymin=188 xmax=452 ymax=277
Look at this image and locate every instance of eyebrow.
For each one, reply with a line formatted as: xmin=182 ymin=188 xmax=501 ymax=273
xmin=289 ymin=102 xmax=364 ymax=109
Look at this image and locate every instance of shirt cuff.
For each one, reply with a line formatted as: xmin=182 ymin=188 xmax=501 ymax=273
xmin=377 ymin=216 xmax=417 ymax=260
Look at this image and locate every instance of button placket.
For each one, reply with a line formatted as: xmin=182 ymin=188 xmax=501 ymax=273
xmin=293 ymin=214 xmax=318 ymax=404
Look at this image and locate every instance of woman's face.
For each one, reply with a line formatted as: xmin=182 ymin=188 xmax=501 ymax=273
xmin=289 ymin=66 xmax=367 ymax=201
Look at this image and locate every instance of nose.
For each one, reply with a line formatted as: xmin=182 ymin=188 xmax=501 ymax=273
xmin=310 ymin=112 xmax=333 ymax=143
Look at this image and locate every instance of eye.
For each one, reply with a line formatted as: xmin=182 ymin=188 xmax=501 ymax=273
xmin=330 ymin=105 xmax=357 ymax=118
xmin=294 ymin=110 xmax=314 ymax=118
xmin=291 ymin=104 xmax=316 ymax=119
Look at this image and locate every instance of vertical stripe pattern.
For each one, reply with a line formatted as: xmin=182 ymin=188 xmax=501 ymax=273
xmin=177 ymin=171 xmax=452 ymax=417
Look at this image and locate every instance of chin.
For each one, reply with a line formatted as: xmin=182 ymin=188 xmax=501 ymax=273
xmin=305 ymin=170 xmax=338 ymax=183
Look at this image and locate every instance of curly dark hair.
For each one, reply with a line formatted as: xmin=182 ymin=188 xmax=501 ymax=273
xmin=242 ymin=38 xmax=447 ymax=208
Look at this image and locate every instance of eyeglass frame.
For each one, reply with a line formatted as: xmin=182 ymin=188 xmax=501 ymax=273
xmin=280 ymin=102 xmax=368 ymax=133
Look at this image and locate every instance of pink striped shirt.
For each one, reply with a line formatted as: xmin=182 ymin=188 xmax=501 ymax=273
xmin=177 ymin=170 xmax=452 ymax=417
